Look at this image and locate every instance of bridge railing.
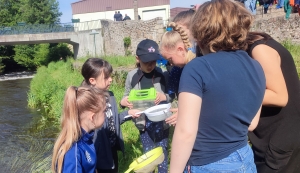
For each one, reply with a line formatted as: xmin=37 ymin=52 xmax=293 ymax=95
xmin=0 ymin=19 xmax=102 ymax=35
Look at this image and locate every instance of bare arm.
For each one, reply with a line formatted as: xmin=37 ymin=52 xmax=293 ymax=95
xmin=170 ymin=92 xmax=202 ymax=172
xmin=252 ymin=45 xmax=288 ymax=107
xmin=120 ymin=74 xmax=133 ymax=108
xmin=248 ymin=105 xmax=262 ymax=131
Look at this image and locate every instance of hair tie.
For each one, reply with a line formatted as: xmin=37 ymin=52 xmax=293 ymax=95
xmin=166 ymin=27 xmax=173 ymax=31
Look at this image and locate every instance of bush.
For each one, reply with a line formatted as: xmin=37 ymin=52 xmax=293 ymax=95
xmin=0 ymin=58 xmax=5 ymax=74
xmin=123 ymin=37 xmax=131 ymax=56
xmin=28 ymin=59 xmax=83 ymax=118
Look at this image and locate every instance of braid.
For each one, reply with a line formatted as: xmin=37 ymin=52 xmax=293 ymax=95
xmin=168 ymin=22 xmax=192 ymax=49
xmin=168 ymin=22 xmax=196 ymax=63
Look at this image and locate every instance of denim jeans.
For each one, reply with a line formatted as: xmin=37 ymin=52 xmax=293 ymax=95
xmin=244 ymin=0 xmax=257 ymax=15
xmin=277 ymin=0 xmax=284 ymax=8
xmin=184 ymin=144 xmax=257 ymax=173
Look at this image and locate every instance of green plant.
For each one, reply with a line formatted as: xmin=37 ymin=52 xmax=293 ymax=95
xmin=123 ymin=37 xmax=131 ymax=56
xmin=125 ymin=50 xmax=132 ymax=56
xmin=0 ymin=57 xmax=5 ymax=74
xmin=281 ymin=40 xmax=300 ymax=77
xmin=123 ymin=37 xmax=131 ymax=49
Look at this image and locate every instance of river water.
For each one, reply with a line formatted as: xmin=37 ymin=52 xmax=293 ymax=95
xmin=0 ymin=78 xmax=58 ymax=173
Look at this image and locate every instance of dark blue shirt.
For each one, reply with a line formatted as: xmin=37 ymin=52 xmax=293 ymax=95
xmin=179 ymin=50 xmax=265 ymax=165
xmin=168 ymin=66 xmax=182 ymax=96
xmin=62 ymin=129 xmax=96 ymax=173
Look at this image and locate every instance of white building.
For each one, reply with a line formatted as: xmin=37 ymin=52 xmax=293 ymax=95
xmin=71 ymin=0 xmax=170 ymax=22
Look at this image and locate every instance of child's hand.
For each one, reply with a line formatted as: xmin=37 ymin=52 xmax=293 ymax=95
xmin=155 ymin=92 xmax=167 ymax=104
xmin=120 ymin=96 xmax=133 ymax=109
xmin=128 ymin=109 xmax=142 ymax=118
xmin=165 ymin=108 xmax=178 ymax=126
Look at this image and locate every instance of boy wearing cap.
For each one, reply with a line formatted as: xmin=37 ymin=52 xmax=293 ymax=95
xmin=120 ymin=39 xmax=170 ymax=173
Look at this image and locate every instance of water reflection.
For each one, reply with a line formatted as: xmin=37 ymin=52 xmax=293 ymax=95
xmin=0 ymin=78 xmax=58 ymax=172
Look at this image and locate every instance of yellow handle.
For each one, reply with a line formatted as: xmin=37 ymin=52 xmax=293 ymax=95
xmin=124 ymin=167 xmax=134 ymax=173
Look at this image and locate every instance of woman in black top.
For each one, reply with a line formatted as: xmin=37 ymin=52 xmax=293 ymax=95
xmin=247 ymin=32 xmax=300 ymax=173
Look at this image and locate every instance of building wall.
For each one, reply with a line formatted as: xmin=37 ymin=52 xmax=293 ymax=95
xmin=170 ymin=7 xmax=190 ymax=19
xmin=72 ymin=5 xmax=170 ymax=23
xmin=71 ymin=0 xmax=170 ymax=14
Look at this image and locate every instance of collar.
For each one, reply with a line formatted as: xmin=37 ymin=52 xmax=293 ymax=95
xmin=81 ymin=128 xmax=95 ymax=142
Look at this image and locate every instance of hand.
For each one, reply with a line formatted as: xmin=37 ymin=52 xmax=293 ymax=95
xmin=120 ymin=96 xmax=133 ymax=109
xmin=128 ymin=109 xmax=142 ymax=118
xmin=165 ymin=108 xmax=178 ymax=126
xmin=155 ymin=92 xmax=167 ymax=105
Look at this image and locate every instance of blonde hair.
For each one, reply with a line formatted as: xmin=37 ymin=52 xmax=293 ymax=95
xmin=160 ymin=22 xmax=196 ymax=64
xmin=191 ymin=0 xmax=253 ymax=53
xmin=51 ymin=86 xmax=107 ymax=173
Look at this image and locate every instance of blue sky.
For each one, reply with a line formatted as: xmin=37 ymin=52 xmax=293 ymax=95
xmin=58 ymin=0 xmax=209 ymax=23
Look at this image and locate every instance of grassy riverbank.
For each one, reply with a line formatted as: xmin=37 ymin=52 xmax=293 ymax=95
xmin=27 ymin=56 xmax=145 ymax=172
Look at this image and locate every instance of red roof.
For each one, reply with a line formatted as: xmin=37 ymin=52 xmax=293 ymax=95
xmin=170 ymin=7 xmax=191 ymax=19
xmin=72 ymin=0 xmax=170 ymax=15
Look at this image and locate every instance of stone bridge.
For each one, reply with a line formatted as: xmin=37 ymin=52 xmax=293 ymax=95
xmin=0 ymin=20 xmax=103 ymax=58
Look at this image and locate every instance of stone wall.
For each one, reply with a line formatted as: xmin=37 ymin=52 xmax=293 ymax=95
xmin=252 ymin=13 xmax=300 ymax=43
xmin=99 ymin=13 xmax=300 ymax=57
xmin=101 ymin=18 xmax=165 ymax=56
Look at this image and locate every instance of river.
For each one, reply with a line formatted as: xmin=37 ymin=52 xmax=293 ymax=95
xmin=0 ymin=78 xmax=58 ymax=173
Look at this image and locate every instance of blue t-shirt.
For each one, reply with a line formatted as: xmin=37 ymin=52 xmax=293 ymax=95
xmin=179 ymin=50 xmax=265 ymax=166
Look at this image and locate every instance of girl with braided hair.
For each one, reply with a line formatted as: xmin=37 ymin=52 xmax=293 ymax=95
xmin=160 ymin=11 xmax=198 ymax=127
xmin=162 ymin=22 xmax=196 ymax=67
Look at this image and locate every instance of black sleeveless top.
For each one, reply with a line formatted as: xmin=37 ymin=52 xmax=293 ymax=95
xmin=248 ymin=39 xmax=300 ymax=172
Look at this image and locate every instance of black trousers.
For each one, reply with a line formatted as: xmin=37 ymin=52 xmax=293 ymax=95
xmin=97 ymin=146 xmax=118 ymax=173
xmin=255 ymin=148 xmax=300 ymax=173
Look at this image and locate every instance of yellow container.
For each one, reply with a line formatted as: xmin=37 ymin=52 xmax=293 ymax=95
xmin=125 ymin=147 xmax=164 ymax=173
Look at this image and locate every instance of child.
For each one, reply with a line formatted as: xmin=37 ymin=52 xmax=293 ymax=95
xmin=120 ymin=39 xmax=171 ymax=173
xmin=81 ymin=58 xmax=141 ymax=173
xmin=51 ymin=86 xmax=107 ymax=173
xmin=165 ymin=9 xmax=198 ymax=100
xmin=160 ymin=10 xmax=198 ymax=126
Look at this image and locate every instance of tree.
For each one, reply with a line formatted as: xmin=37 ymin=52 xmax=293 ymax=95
xmin=0 ymin=0 xmax=66 ymax=72
xmin=0 ymin=0 xmax=22 ymax=26
xmin=13 ymin=44 xmax=50 ymax=70
xmin=18 ymin=0 xmax=62 ymax=24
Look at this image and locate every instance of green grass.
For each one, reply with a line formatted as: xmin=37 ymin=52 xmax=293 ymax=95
xmin=281 ymin=40 xmax=300 ymax=77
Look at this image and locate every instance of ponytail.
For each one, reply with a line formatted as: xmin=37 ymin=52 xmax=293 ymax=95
xmin=52 ymin=86 xmax=80 ymax=173
xmin=52 ymin=86 xmax=107 ymax=173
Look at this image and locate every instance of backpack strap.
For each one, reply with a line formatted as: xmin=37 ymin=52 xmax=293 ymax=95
xmin=130 ymin=68 xmax=144 ymax=88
